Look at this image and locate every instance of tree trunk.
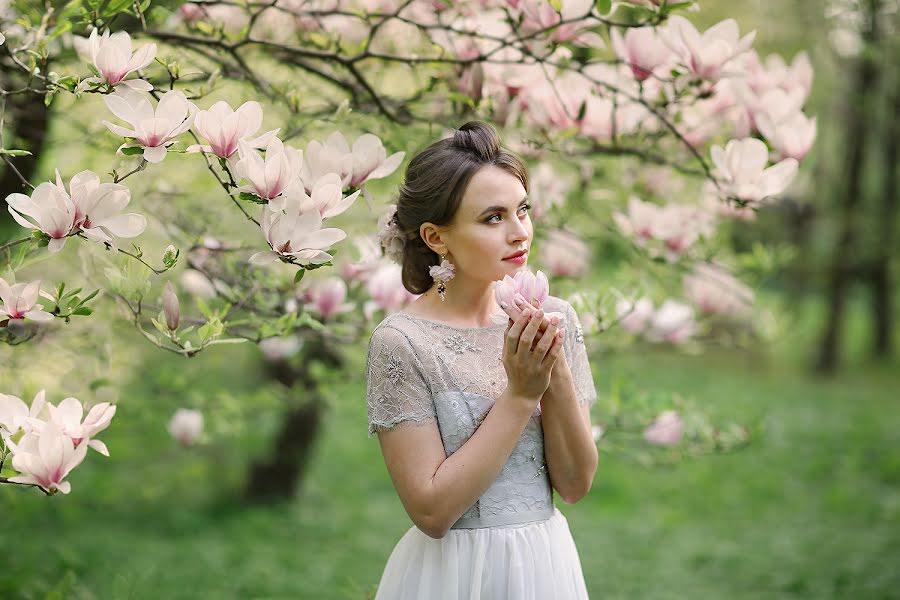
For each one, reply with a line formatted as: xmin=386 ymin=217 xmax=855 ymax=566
xmin=243 ymin=337 xmax=343 ymax=503
xmin=869 ymin=63 xmax=900 ymax=358
xmin=816 ymin=0 xmax=882 ymax=373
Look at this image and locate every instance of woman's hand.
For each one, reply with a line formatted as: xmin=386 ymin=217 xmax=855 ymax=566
xmin=501 ymin=307 xmax=565 ymax=404
xmin=499 ymin=295 xmax=564 ymax=353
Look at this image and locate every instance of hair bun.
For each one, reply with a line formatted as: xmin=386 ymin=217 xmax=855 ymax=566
xmin=451 ymin=121 xmax=501 ymax=161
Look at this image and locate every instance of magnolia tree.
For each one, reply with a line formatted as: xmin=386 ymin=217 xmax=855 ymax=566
xmin=0 ymin=0 xmax=814 ymax=497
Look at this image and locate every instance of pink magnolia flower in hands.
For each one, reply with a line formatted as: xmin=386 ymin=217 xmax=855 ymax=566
xmin=47 ymin=397 xmax=116 ymax=456
xmin=7 ymin=420 xmax=89 ymax=494
xmin=187 ymin=100 xmax=279 ymax=159
xmin=77 ymin=29 xmax=157 ymax=92
xmin=103 ymin=89 xmax=196 ymax=163
xmin=0 ymin=279 xmax=54 ymax=322
xmin=643 ymin=410 xmax=683 ymax=446
xmin=493 ymin=269 xmax=563 ymax=324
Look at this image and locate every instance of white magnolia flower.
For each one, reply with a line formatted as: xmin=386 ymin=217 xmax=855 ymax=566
xmin=103 ymin=89 xmax=196 ymax=163
xmin=288 ymin=172 xmax=361 ymax=218
xmin=711 ymin=138 xmax=798 ymax=205
xmin=348 ymin=133 xmax=405 ymax=187
xmin=77 ymin=29 xmax=156 ymax=92
xmin=615 ymin=297 xmax=654 ymax=334
xmin=249 ymin=204 xmax=347 ymax=266
xmin=0 ymin=390 xmax=48 ymax=441
xmin=684 ymin=263 xmax=754 ymax=316
xmin=7 ymin=420 xmax=88 ymax=494
xmin=300 ymin=132 xmax=354 ymax=190
xmin=6 ymin=171 xmax=78 ymax=252
xmin=168 ymin=408 xmax=203 ymax=447
xmin=235 ymin=137 xmax=303 ymax=201
xmin=186 ymin=100 xmax=279 ymax=159
xmin=0 ymin=279 xmax=53 ymax=322
xmin=66 ymin=170 xmax=146 ymax=249
xmin=646 ymin=299 xmax=697 ymax=344
xmin=757 ymin=111 xmax=817 ymax=162
xmin=610 ymin=26 xmax=670 ymax=81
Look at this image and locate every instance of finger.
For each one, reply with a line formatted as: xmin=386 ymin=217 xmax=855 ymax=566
xmin=529 ymin=314 xmax=558 ymax=351
xmin=517 ymin=308 xmax=543 ymax=358
xmin=499 ymin=299 xmax=521 ymax=322
xmin=533 ymin=318 xmax=559 ymax=360
xmin=506 ymin=308 xmax=531 ymax=355
xmin=541 ymin=329 xmax=565 ymax=367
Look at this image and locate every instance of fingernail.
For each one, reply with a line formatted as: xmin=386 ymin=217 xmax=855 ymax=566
xmin=557 ymin=330 xmax=563 ymax=337
xmin=551 ymin=316 xmax=559 ymax=326
xmin=523 ymin=309 xmax=530 ymax=317
xmin=499 ymin=301 xmax=507 ymax=309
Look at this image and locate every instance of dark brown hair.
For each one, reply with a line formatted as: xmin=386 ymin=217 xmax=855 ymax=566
xmin=395 ymin=121 xmax=530 ymax=294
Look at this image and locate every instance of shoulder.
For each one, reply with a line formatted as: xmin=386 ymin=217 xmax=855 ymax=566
xmin=367 ymin=312 xmax=427 ymax=355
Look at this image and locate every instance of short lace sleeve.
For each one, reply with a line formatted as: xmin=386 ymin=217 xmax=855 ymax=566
xmin=563 ymin=301 xmax=598 ymax=408
xmin=366 ymin=324 xmax=437 ymax=438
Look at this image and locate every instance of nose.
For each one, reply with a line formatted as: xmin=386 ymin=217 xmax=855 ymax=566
xmin=508 ymin=213 xmax=530 ymax=244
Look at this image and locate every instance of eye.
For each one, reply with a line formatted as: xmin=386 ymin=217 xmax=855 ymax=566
xmin=519 ymin=203 xmax=531 ymax=216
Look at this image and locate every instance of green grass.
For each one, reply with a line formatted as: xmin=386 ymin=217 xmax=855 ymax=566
xmin=2 ymin=315 xmax=899 ymax=599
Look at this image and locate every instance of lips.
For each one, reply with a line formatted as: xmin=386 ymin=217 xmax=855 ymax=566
xmin=503 ymin=250 xmax=527 ymax=260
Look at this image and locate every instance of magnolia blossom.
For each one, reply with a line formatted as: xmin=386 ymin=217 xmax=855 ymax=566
xmin=613 ymin=197 xmax=711 ymax=261
xmin=78 ymin=29 xmax=156 ymax=92
xmin=493 ymin=269 xmax=563 ymax=323
xmin=47 ymin=397 xmax=116 ymax=456
xmin=349 ymin=134 xmax=405 ymax=188
xmin=162 ymin=281 xmax=180 ymax=331
xmin=67 ymin=170 xmax=146 ymax=249
xmin=757 ymin=111 xmax=817 ymax=162
xmin=363 ymin=263 xmax=418 ymax=319
xmin=541 ymin=228 xmax=589 ymax=278
xmin=235 ymin=137 xmax=303 ymax=201
xmin=300 ymin=132 xmax=354 ymax=190
xmin=180 ymin=269 xmax=217 ymax=299
xmin=529 ymin=162 xmax=572 ymax=220
xmin=711 ymin=138 xmax=798 ymax=205
xmin=6 ymin=172 xmax=78 ymax=252
xmin=684 ymin=263 xmax=754 ymax=316
xmin=376 ymin=204 xmax=406 ymax=264
xmin=289 ymin=172 xmax=361 ymax=217
xmin=0 ymin=390 xmax=47 ymax=441
xmin=615 ymin=297 xmax=654 ymax=334
xmin=103 ymin=89 xmax=196 ymax=163
xmin=610 ymin=27 xmax=670 ymax=81
xmin=249 ymin=204 xmax=347 ymax=266
xmin=643 ymin=410 xmax=683 ymax=446
xmin=306 ymin=277 xmax=354 ymax=318
xmin=613 ymin=196 xmax=658 ymax=243
xmin=341 ymin=236 xmax=383 ymax=283
xmin=187 ymin=100 xmax=279 ymax=159
xmin=0 ymin=279 xmax=53 ymax=322
xmin=7 ymin=421 xmax=88 ymax=494
xmin=663 ymin=16 xmax=755 ymax=81
xmin=646 ymin=300 xmax=697 ymax=344
xmin=168 ymin=408 xmax=203 ymax=447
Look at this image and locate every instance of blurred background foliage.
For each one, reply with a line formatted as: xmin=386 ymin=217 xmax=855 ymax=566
xmin=1 ymin=0 xmax=899 ymax=598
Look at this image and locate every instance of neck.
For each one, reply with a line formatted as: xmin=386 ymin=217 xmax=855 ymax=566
xmin=420 ymin=276 xmax=503 ymax=328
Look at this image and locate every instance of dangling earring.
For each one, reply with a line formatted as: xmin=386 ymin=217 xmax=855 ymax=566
xmin=428 ymin=253 xmax=456 ymax=302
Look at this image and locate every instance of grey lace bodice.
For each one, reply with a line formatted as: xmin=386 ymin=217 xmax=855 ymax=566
xmin=365 ymin=295 xmax=598 ymax=528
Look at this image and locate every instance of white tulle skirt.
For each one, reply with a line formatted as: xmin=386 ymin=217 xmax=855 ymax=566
xmin=373 ymin=508 xmax=590 ymax=599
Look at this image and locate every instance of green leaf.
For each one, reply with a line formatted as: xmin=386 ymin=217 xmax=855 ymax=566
xmin=0 ymin=149 xmax=33 ymax=156
xmin=595 ymin=0 xmax=611 ymax=14
xmin=72 ymin=307 xmax=93 ymax=316
xmin=195 ymin=296 xmax=212 ymax=319
xmin=120 ymin=146 xmax=144 ymax=156
xmin=239 ymin=192 xmax=261 ymax=203
xmin=102 ymin=0 xmax=135 ymax=18
xmin=294 ymin=269 xmax=306 ymax=283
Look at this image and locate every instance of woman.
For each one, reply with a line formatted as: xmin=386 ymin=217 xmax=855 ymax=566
xmin=366 ymin=121 xmax=598 ymax=599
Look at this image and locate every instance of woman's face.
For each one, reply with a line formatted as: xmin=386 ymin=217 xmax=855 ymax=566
xmin=436 ymin=164 xmax=533 ymax=285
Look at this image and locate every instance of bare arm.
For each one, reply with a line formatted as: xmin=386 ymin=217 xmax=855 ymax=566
xmin=377 ymin=390 xmax=536 ymax=539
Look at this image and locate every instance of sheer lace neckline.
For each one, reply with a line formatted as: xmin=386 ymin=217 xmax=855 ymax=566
xmin=394 ymin=310 xmax=507 ymax=331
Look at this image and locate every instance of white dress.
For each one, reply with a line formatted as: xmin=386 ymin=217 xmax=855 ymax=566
xmin=365 ymin=295 xmax=597 ymax=599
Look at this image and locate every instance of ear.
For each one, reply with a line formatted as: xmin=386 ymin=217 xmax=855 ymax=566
xmin=420 ymin=222 xmax=448 ymax=255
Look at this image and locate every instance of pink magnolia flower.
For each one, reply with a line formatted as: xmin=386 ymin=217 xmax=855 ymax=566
xmin=65 ymin=170 xmax=147 ymax=249
xmin=300 ymin=132 xmax=354 ymax=191
xmin=6 ymin=171 xmax=78 ymax=252
xmin=541 ymin=228 xmax=589 ymax=278
xmin=289 ymin=172 xmax=361 ymax=218
xmin=0 ymin=390 xmax=47 ymax=441
xmin=684 ymin=263 xmax=754 ymax=316
xmin=168 ymin=408 xmax=203 ymax=447
xmin=615 ymin=297 xmax=654 ymax=334
xmin=643 ymin=410 xmax=683 ymax=446
xmin=611 ymin=27 xmax=670 ymax=81
xmin=187 ymin=100 xmax=279 ymax=159
xmin=77 ymin=29 xmax=156 ymax=92
xmin=652 ymin=203 xmax=713 ymax=262
xmin=236 ymin=137 xmax=303 ymax=202
xmin=0 ymin=279 xmax=53 ymax=322
xmin=7 ymin=420 xmax=88 ymax=494
xmin=613 ymin=196 xmax=659 ymax=244
xmin=306 ymin=277 xmax=354 ymax=318
xmin=103 ymin=89 xmax=196 ymax=163
xmin=349 ymin=134 xmax=405 ymax=188
xmin=757 ymin=111 xmax=817 ymax=162
xmin=180 ymin=269 xmax=217 ymax=299
xmin=646 ymin=299 xmax=697 ymax=344
xmin=341 ymin=236 xmax=384 ymax=283
xmin=249 ymin=204 xmax=347 ymax=266
xmin=493 ymin=269 xmax=564 ymax=323
xmin=47 ymin=397 xmax=116 ymax=456
xmin=662 ymin=16 xmax=755 ymax=81
xmin=529 ymin=162 xmax=572 ymax=220
xmin=711 ymin=138 xmax=798 ymax=206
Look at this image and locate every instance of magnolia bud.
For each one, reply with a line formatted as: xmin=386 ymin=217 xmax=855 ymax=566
xmin=162 ymin=281 xmax=180 ymax=331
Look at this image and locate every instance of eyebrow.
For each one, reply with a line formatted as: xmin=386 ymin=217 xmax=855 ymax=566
xmin=477 ymin=196 xmax=529 ymax=217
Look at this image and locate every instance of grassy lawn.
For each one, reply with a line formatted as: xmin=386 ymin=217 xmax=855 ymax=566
xmin=2 ymin=300 xmax=899 ymax=599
